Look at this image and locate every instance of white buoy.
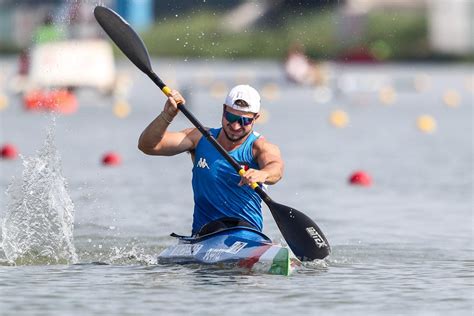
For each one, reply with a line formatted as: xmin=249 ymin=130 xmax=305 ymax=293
xmin=443 ymin=89 xmax=461 ymax=108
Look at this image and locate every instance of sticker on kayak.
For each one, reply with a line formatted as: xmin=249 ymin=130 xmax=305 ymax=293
xmin=306 ymin=227 xmax=327 ymax=248
xmin=227 ymin=241 xmax=247 ymax=254
xmin=203 ymin=241 xmax=248 ymax=261
xmin=203 ymin=249 xmax=226 ymax=262
xmin=168 ymin=244 xmax=203 ymax=256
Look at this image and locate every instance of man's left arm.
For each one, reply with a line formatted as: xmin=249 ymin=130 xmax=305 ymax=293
xmin=239 ymin=138 xmax=284 ymax=186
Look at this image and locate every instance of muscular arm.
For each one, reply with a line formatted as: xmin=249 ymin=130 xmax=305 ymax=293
xmin=239 ymin=137 xmax=284 ymax=186
xmin=138 ymin=89 xmax=200 ymax=156
xmin=138 ymin=124 xmax=198 ymax=156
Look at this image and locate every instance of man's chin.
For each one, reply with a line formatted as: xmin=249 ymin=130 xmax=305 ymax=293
xmin=223 ymin=129 xmax=249 ymax=142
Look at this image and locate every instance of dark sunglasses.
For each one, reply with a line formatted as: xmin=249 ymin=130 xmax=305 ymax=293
xmin=224 ymin=110 xmax=255 ymax=126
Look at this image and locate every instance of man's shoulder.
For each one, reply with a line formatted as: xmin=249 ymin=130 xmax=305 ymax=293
xmin=253 ymin=134 xmax=267 ymax=146
xmin=252 ymin=134 xmax=280 ymax=152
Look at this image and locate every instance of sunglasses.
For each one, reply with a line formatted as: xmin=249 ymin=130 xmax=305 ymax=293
xmin=224 ymin=110 xmax=255 ymax=126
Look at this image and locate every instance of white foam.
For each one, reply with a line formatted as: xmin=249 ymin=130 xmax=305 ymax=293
xmin=1 ymin=119 xmax=77 ymax=265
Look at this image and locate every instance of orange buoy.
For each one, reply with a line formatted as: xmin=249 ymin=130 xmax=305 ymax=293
xmin=102 ymin=152 xmax=121 ymax=166
xmin=0 ymin=92 xmax=8 ymax=111
xmin=349 ymin=171 xmax=372 ymax=186
xmin=1 ymin=143 xmax=18 ymax=160
xmin=113 ymin=99 xmax=131 ymax=118
xmin=417 ymin=115 xmax=436 ymax=133
xmin=23 ymin=89 xmax=78 ymax=114
xmin=329 ymin=110 xmax=349 ymax=128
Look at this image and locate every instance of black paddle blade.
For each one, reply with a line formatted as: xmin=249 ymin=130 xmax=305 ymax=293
xmin=268 ymin=201 xmax=330 ymax=261
xmin=94 ymin=6 xmax=152 ymax=75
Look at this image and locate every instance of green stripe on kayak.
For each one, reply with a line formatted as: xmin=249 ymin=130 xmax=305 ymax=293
xmin=268 ymin=247 xmax=291 ymax=276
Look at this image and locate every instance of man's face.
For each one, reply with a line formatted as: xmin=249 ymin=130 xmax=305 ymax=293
xmin=221 ymin=105 xmax=259 ymax=142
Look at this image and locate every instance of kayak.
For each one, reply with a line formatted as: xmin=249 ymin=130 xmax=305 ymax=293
xmin=158 ymin=226 xmax=301 ymax=276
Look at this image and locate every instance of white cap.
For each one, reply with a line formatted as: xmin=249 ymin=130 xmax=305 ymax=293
xmin=224 ymin=85 xmax=261 ymax=113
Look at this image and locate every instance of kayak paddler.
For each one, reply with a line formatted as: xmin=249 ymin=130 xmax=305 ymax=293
xmin=138 ymin=85 xmax=284 ymax=235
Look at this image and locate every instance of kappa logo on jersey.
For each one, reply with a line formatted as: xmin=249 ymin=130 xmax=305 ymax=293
xmin=197 ymin=157 xmax=210 ymax=169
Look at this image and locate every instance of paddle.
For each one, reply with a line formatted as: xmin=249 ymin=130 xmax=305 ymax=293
xmin=94 ymin=6 xmax=330 ymax=261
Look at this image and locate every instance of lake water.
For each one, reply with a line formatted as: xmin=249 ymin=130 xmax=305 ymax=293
xmin=0 ymin=59 xmax=473 ymax=315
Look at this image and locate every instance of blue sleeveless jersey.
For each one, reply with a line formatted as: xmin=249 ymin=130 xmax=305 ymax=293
xmin=191 ymin=128 xmax=263 ymax=234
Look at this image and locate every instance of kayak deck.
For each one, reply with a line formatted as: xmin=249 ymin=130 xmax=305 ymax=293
xmin=158 ymin=226 xmax=300 ymax=276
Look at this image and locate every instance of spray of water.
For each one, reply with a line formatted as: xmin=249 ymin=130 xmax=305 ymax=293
xmin=1 ymin=120 xmax=77 ymax=265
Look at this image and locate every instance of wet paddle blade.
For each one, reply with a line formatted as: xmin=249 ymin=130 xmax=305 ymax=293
xmin=94 ymin=6 xmax=152 ymax=75
xmin=268 ymin=201 xmax=330 ymax=261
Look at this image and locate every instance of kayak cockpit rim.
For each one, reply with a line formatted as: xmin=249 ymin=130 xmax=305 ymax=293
xmin=170 ymin=226 xmax=272 ymax=243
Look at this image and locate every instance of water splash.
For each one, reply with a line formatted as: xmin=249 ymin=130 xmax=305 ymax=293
xmin=1 ymin=121 xmax=77 ymax=265
xmin=108 ymin=245 xmax=158 ymax=265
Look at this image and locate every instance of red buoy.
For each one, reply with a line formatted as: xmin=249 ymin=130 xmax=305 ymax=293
xmin=1 ymin=143 xmax=18 ymax=160
xmin=349 ymin=170 xmax=372 ymax=186
xmin=102 ymin=152 xmax=121 ymax=166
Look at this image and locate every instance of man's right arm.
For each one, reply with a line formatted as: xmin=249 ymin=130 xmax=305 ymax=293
xmin=138 ymin=120 xmax=197 ymax=156
xmin=138 ymin=90 xmax=198 ymax=156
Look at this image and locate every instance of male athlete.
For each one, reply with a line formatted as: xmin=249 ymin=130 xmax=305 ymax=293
xmin=138 ymin=85 xmax=284 ymax=235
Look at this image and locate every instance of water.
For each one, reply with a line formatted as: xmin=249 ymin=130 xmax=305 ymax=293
xmin=0 ymin=59 xmax=473 ymax=315
xmin=2 ymin=121 xmax=76 ymax=265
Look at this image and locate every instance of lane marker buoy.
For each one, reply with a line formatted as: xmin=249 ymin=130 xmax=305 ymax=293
xmin=443 ymin=89 xmax=461 ymax=108
xmin=379 ymin=86 xmax=397 ymax=105
xmin=1 ymin=143 xmax=18 ymax=160
xmin=329 ymin=110 xmax=349 ymax=128
xmin=255 ymin=108 xmax=269 ymax=125
xmin=0 ymin=93 xmax=8 ymax=111
xmin=113 ymin=100 xmax=131 ymax=118
xmin=102 ymin=152 xmax=121 ymax=166
xmin=349 ymin=171 xmax=372 ymax=186
xmin=417 ymin=115 xmax=437 ymax=133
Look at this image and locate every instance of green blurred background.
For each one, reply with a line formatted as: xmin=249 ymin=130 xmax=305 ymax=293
xmin=0 ymin=0 xmax=472 ymax=61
